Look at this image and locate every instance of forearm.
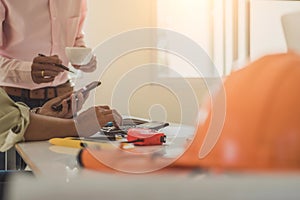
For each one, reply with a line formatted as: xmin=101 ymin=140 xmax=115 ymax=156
xmin=24 ymin=113 xmax=78 ymax=141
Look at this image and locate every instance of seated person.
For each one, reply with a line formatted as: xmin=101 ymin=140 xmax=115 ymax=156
xmin=0 ymin=88 xmax=122 ymax=152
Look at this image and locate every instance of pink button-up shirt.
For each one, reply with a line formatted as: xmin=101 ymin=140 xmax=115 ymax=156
xmin=0 ymin=0 xmax=87 ymax=90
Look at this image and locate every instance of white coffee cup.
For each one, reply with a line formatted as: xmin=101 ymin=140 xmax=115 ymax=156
xmin=65 ymin=47 xmax=93 ymax=65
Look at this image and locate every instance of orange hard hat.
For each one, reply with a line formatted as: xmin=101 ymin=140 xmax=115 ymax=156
xmin=173 ymin=53 xmax=300 ymax=171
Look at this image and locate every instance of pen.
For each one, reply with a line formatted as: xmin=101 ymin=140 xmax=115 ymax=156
xmin=38 ymin=53 xmax=75 ymax=74
xmin=49 ymin=137 xmax=115 ymax=149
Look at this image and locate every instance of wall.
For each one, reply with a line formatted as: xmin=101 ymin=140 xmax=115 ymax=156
xmin=82 ymin=0 xmax=213 ymax=125
xmin=250 ymin=0 xmax=300 ymax=60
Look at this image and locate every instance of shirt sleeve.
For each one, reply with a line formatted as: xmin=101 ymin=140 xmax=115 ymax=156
xmin=0 ymin=2 xmax=33 ymax=84
xmin=0 ymin=57 xmax=33 ymax=85
xmin=74 ymin=0 xmax=87 ymax=47
xmin=0 ymin=89 xmax=30 ymax=152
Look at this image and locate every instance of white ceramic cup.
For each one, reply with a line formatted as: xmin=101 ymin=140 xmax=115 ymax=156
xmin=65 ymin=47 xmax=93 ymax=65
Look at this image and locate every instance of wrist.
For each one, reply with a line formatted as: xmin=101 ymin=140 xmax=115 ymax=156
xmin=66 ymin=119 xmax=78 ymax=136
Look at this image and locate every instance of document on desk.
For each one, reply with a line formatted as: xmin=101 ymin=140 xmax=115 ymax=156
xmin=49 ymin=137 xmax=117 ymax=149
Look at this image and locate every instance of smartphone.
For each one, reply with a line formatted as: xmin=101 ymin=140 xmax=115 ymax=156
xmin=77 ymin=81 xmax=101 ymax=96
xmin=51 ymin=81 xmax=101 ymax=111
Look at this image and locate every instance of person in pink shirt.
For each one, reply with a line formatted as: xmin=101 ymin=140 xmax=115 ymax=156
xmin=0 ymin=0 xmax=97 ymax=170
xmin=0 ymin=0 xmax=96 ymax=109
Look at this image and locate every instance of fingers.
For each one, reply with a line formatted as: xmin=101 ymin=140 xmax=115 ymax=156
xmin=70 ymin=95 xmax=79 ymax=115
xmin=75 ymin=106 xmax=122 ymax=136
xmin=58 ymin=100 xmax=69 ymax=117
xmin=38 ymin=92 xmax=72 ymax=118
xmin=33 ymin=55 xmax=64 ymax=72
xmin=34 ymin=54 xmax=63 ymax=66
xmin=57 ymin=91 xmax=73 ymax=100
xmin=73 ymin=55 xmax=97 ymax=72
xmin=32 ymin=63 xmax=64 ymax=73
xmin=97 ymin=108 xmax=113 ymax=115
xmin=40 ymin=91 xmax=85 ymax=119
xmin=112 ymin=109 xmax=123 ymax=127
xmin=68 ymin=92 xmax=85 ymax=118
xmin=98 ymin=105 xmax=110 ymax=110
xmin=94 ymin=106 xmax=122 ymax=128
xmin=31 ymin=68 xmax=61 ymax=78
xmin=48 ymin=92 xmax=72 ymax=105
xmin=31 ymin=73 xmax=55 ymax=84
xmin=76 ymin=92 xmax=84 ymax=106
xmin=72 ymin=64 xmax=81 ymax=70
xmin=94 ymin=106 xmax=112 ymax=127
xmin=31 ymin=55 xmax=64 ymax=84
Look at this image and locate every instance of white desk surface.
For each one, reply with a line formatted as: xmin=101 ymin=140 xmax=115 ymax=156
xmin=15 ymin=125 xmax=196 ymax=179
xmin=13 ymin=139 xmax=300 ymax=200
xmin=12 ymin=125 xmax=300 ymax=200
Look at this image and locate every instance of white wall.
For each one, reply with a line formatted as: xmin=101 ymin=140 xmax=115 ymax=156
xmin=250 ymin=0 xmax=300 ymax=60
xmin=81 ymin=0 xmax=218 ymax=125
xmin=84 ymin=0 xmax=156 ymax=48
xmin=79 ymin=0 xmax=300 ymax=125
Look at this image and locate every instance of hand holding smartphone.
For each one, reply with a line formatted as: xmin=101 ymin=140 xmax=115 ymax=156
xmin=76 ymin=81 xmax=101 ymax=96
xmin=51 ymin=81 xmax=101 ymax=111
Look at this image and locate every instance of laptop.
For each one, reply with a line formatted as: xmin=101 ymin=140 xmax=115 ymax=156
xmin=281 ymin=11 xmax=300 ymax=53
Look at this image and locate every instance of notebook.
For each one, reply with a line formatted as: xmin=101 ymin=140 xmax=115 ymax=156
xmin=281 ymin=11 xmax=300 ymax=53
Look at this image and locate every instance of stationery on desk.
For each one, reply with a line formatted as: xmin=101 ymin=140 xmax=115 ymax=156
xmin=48 ymin=119 xmax=170 ymax=149
xmin=49 ymin=129 xmax=167 ymax=149
xmin=49 ymin=137 xmax=118 ymax=149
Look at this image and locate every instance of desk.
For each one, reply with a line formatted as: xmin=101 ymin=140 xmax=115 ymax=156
xmin=15 ymin=125 xmax=195 ymax=178
xmin=11 ymin=141 xmax=300 ymax=200
xmin=12 ymin=125 xmax=300 ymax=199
